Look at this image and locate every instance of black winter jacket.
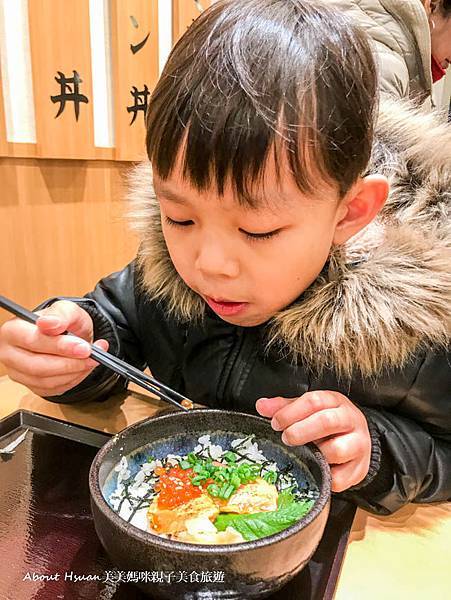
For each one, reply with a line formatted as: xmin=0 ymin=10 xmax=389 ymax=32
xmin=43 ymin=100 xmax=451 ymax=516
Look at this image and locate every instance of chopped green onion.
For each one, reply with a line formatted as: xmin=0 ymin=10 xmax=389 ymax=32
xmin=207 ymin=483 xmax=220 ymax=497
xmin=263 ymin=471 xmax=277 ymax=484
xmin=179 ymin=448 xmax=266 ymax=499
xmin=224 ymin=451 xmax=237 ymax=463
xmin=223 ymin=484 xmax=235 ymax=500
xmin=231 ymin=473 xmax=241 ymax=487
xmin=187 ymin=452 xmax=198 ymax=464
xmin=219 ymin=483 xmax=229 ymax=498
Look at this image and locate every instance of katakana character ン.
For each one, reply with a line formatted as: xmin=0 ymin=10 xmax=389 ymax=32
xmin=131 ymin=32 xmax=150 ymax=54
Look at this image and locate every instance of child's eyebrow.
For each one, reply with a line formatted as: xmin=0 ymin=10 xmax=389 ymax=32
xmin=154 ymin=181 xmax=294 ymax=209
xmin=156 ymin=184 xmax=265 ymax=209
xmin=154 ymin=184 xmax=187 ymax=205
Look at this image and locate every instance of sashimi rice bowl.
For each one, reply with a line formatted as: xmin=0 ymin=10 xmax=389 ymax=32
xmin=89 ymin=409 xmax=331 ymax=599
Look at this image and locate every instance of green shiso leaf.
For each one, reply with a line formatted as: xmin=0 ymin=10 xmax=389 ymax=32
xmin=214 ymin=491 xmax=314 ymax=541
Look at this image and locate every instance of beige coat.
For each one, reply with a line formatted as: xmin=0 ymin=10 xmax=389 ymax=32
xmin=332 ymin=0 xmax=433 ymax=104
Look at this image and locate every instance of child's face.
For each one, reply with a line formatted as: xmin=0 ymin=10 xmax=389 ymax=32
xmin=154 ymin=154 xmax=383 ymax=327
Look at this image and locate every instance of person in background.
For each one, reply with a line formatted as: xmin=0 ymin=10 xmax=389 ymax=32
xmin=331 ymin=0 xmax=451 ymax=107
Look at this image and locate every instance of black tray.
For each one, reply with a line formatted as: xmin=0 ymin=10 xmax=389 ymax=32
xmin=0 ymin=410 xmax=356 ymax=600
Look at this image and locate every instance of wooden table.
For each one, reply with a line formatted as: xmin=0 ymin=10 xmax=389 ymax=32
xmin=1 ymin=375 xmax=450 ymax=600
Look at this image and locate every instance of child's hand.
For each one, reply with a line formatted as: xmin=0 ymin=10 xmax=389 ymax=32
xmin=0 ymin=300 xmax=108 ymax=397
xmin=256 ymin=391 xmax=371 ymax=492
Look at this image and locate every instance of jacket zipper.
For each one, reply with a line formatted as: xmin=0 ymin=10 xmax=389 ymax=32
xmin=216 ymin=328 xmax=245 ymax=409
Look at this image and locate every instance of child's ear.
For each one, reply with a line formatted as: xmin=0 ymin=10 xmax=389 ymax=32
xmin=332 ymin=175 xmax=389 ymax=246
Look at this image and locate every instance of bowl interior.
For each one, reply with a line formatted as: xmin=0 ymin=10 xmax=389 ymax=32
xmin=102 ymin=428 xmax=319 ymax=503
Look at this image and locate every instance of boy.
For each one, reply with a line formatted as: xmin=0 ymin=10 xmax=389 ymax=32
xmin=0 ymin=0 xmax=450 ymax=515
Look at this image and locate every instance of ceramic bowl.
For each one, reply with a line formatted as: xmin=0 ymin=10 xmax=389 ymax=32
xmin=89 ymin=408 xmax=331 ymax=599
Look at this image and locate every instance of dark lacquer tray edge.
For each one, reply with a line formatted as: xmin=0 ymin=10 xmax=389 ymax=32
xmin=0 ymin=409 xmax=111 ymax=448
xmin=320 ymin=501 xmax=355 ymax=600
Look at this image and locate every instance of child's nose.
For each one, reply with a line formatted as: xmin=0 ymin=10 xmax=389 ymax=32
xmin=195 ymin=241 xmax=240 ymax=279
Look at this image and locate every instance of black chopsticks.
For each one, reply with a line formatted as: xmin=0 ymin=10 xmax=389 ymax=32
xmin=0 ymin=294 xmax=193 ymax=412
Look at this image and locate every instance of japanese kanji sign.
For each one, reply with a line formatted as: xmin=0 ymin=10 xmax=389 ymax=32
xmin=111 ymin=0 xmax=159 ymax=161
xmin=28 ymin=0 xmax=96 ymax=159
xmin=50 ymin=71 xmax=89 ymax=122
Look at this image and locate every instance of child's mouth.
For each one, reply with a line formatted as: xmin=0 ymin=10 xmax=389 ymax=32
xmin=205 ymin=297 xmax=248 ymax=316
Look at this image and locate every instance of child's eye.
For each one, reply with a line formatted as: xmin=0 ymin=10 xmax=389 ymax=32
xmin=165 ymin=216 xmax=194 ymax=227
xmin=240 ymin=228 xmax=281 ymax=241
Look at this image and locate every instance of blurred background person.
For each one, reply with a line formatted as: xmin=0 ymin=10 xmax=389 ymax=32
xmin=332 ymin=0 xmax=451 ymax=108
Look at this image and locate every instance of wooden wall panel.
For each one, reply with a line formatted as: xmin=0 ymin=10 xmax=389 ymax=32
xmin=28 ymin=0 xmax=97 ymax=159
xmin=111 ymin=0 xmax=159 ymax=161
xmin=172 ymin=0 xmax=212 ymax=43
xmin=0 ymin=66 xmax=7 ymax=155
xmin=0 ymin=158 xmax=139 ymax=376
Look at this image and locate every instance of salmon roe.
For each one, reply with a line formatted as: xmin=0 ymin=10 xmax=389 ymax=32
xmin=155 ymin=466 xmax=203 ymax=509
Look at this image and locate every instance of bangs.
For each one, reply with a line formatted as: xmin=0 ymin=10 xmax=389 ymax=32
xmin=148 ymin=85 xmax=323 ymax=207
xmin=146 ymin=0 xmax=377 ymax=204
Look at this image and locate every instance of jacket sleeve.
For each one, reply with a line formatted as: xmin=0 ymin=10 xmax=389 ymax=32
xmin=343 ymin=347 xmax=451 ymax=515
xmin=37 ymin=261 xmax=147 ymax=404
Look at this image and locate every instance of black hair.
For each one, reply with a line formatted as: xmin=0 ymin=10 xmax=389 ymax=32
xmin=438 ymin=0 xmax=451 ymax=16
xmin=146 ymin=0 xmax=378 ymax=203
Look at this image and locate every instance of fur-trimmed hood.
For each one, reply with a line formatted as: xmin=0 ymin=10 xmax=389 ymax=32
xmin=127 ymin=99 xmax=451 ymax=378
